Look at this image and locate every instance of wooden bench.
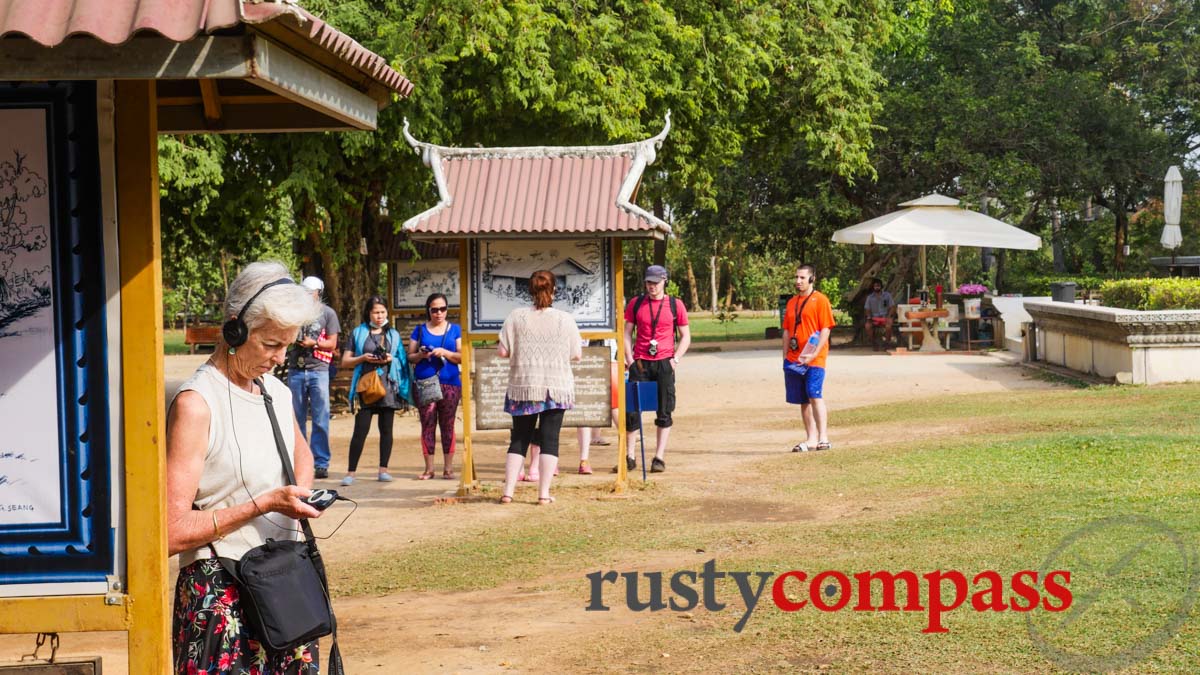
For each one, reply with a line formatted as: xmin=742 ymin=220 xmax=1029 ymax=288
xmin=184 ymin=325 xmax=223 ymax=354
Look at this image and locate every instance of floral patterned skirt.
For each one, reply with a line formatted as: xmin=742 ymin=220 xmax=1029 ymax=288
xmin=172 ymin=558 xmax=319 ymax=674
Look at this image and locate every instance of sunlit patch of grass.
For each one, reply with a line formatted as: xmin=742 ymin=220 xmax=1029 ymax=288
xmin=336 ymin=383 xmax=1200 ymax=671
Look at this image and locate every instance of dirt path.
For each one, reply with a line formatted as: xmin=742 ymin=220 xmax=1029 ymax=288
xmin=0 ymin=347 xmax=1059 ymax=671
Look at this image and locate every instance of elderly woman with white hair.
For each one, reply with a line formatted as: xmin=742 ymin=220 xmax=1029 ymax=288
xmin=166 ymin=261 xmax=328 ymax=673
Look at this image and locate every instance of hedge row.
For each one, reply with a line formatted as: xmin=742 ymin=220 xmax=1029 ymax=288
xmin=1003 ymin=275 xmax=1116 ymax=296
xmin=1100 ymin=278 xmax=1200 ymax=311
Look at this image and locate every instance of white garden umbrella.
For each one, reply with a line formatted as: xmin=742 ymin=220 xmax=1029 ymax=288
xmin=831 ymin=193 xmax=1042 ymax=289
xmin=1162 ymin=165 xmax=1183 ymax=250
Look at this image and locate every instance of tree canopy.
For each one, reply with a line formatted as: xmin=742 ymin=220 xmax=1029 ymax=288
xmin=159 ymin=0 xmax=1200 ymax=324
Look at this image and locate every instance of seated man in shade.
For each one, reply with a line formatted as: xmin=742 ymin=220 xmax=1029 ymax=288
xmin=863 ymin=277 xmax=894 ymax=350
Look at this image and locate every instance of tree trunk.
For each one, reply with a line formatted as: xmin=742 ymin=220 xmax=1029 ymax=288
xmin=219 ymin=251 xmax=230 ymax=299
xmin=709 ymin=252 xmax=718 ymax=313
xmin=723 ymin=264 xmax=735 ymax=309
xmin=653 ymin=197 xmax=668 ymax=267
xmin=995 ymin=249 xmax=1007 ymax=294
xmin=948 ymin=246 xmax=959 ymax=290
xmin=1051 ymin=200 xmax=1065 ymax=273
xmin=980 ymin=196 xmax=994 ymax=275
xmin=684 ymin=257 xmax=700 ymax=310
xmin=295 ymin=188 xmax=385 ymax=337
xmin=1113 ymin=197 xmax=1128 ymax=271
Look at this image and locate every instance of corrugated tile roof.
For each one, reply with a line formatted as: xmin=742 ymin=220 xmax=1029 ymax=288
xmin=400 ymin=114 xmax=672 ymax=239
xmin=376 ymin=230 xmax=459 ymax=262
xmin=0 ymin=0 xmax=413 ymax=96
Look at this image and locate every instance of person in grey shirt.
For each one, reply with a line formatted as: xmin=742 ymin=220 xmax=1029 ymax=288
xmin=863 ymin=277 xmax=895 ymax=350
xmin=288 ymin=276 xmax=340 ymax=478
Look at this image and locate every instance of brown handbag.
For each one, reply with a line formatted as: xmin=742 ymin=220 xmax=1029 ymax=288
xmin=356 ymin=368 xmax=387 ymax=405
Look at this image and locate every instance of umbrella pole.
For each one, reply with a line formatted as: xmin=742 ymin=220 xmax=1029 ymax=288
xmin=920 ymin=245 xmax=927 ymax=290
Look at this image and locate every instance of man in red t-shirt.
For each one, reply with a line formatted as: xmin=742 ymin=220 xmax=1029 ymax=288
xmin=782 ymin=264 xmax=836 ymax=452
xmin=621 ymin=264 xmax=691 ymax=473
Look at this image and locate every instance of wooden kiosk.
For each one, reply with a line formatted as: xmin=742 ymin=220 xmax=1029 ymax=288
xmin=0 ymin=1 xmax=412 ymax=670
xmin=399 ymin=115 xmax=672 ymax=494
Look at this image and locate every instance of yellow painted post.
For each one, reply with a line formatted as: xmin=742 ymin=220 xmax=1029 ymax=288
xmin=613 ymin=238 xmax=629 ymax=491
xmin=456 ymin=244 xmax=479 ymax=495
xmin=115 ymin=79 xmax=171 ymax=672
xmin=0 ymin=596 xmax=128 ymax=633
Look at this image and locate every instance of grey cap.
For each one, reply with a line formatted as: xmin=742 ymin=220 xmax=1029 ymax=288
xmin=300 ymin=276 xmax=325 ymax=292
xmin=644 ymin=265 xmax=668 ymax=282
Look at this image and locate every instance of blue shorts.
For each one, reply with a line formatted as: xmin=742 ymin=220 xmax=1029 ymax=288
xmin=785 ymin=366 xmax=825 ymax=405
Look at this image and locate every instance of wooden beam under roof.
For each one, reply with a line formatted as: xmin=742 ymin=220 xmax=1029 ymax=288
xmin=198 ymin=79 xmax=223 ymax=129
xmin=158 ymin=94 xmax=290 ymax=106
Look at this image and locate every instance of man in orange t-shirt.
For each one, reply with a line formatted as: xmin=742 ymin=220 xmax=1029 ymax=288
xmin=782 ymin=264 xmax=836 ymax=452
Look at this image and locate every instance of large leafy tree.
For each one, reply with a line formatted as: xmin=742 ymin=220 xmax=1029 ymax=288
xmin=160 ymin=0 xmax=905 ymax=321
xmin=861 ymin=0 xmax=1200 ymax=288
xmin=670 ymin=0 xmax=1200 ymax=316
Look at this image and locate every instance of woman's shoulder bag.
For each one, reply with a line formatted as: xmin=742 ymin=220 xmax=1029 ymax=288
xmin=356 ymin=333 xmax=389 ymax=405
xmin=357 ymin=367 xmax=387 ymax=405
xmin=208 ymin=382 xmax=344 ymax=672
xmin=413 ymin=324 xmax=448 ymax=406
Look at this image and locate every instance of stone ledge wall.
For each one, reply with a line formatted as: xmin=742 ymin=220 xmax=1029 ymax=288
xmin=1024 ymin=300 xmax=1200 ymax=384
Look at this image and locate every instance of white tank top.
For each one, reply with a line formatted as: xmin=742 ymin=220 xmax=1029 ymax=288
xmin=173 ymin=363 xmax=302 ymax=567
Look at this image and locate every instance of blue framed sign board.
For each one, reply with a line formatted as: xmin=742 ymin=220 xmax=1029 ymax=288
xmin=0 ymin=81 xmax=114 ymax=587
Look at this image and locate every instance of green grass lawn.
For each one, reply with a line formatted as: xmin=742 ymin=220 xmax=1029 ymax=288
xmin=688 ymin=312 xmax=780 ymax=342
xmin=164 ymin=328 xmax=190 ymax=355
xmin=338 ymin=383 xmax=1200 ymax=671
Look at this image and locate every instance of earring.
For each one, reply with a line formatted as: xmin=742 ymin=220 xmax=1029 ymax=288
xmin=228 ymin=347 xmax=236 ymax=355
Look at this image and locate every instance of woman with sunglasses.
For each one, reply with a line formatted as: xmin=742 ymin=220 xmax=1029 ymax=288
xmin=407 ymin=292 xmax=463 ymax=479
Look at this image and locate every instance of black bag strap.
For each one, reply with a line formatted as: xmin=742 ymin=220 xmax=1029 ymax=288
xmin=626 ymin=293 xmax=644 ymax=318
xmin=259 ymin=380 xmax=344 ymax=675
xmin=628 ymin=293 xmax=681 ymax=341
xmin=792 ymin=292 xmax=815 ymax=339
xmin=667 ymin=295 xmax=680 ymax=340
xmin=430 ymin=324 xmax=450 ymax=373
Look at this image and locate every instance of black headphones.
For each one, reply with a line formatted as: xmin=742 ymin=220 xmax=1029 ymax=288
xmin=222 ymin=278 xmax=295 ymax=349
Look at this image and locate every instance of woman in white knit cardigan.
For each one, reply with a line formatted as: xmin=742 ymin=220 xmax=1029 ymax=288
xmin=497 ymin=270 xmax=582 ymax=504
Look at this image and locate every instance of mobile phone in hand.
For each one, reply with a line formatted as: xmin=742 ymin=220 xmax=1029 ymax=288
xmin=303 ymin=489 xmax=338 ymax=511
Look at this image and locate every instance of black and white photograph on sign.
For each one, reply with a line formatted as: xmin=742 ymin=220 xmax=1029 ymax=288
xmin=392 ymin=258 xmax=460 ymax=309
xmin=0 ymin=107 xmax=62 ymax=528
xmin=1 ymin=82 xmax=115 ymax=590
xmin=470 ymin=239 xmax=613 ymax=331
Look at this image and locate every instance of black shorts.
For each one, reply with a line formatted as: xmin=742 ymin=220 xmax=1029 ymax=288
xmin=627 ymin=358 xmax=676 ymax=429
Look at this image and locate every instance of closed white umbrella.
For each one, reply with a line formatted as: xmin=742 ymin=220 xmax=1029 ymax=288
xmin=1162 ymin=165 xmax=1183 ymax=250
xmin=832 ymin=193 xmax=1041 ymax=289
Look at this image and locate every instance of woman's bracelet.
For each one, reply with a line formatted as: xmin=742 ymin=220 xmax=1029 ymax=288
xmin=211 ymin=511 xmax=223 ymax=540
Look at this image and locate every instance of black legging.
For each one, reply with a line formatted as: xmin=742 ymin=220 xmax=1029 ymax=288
xmin=347 ymin=407 xmax=394 ymax=471
xmin=508 ymin=409 xmax=565 ymax=457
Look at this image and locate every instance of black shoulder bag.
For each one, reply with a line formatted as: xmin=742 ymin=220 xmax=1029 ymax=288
xmin=210 ymin=381 xmax=344 ymax=672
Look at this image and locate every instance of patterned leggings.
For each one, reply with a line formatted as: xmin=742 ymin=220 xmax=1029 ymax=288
xmin=419 ymin=383 xmax=461 ymax=456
